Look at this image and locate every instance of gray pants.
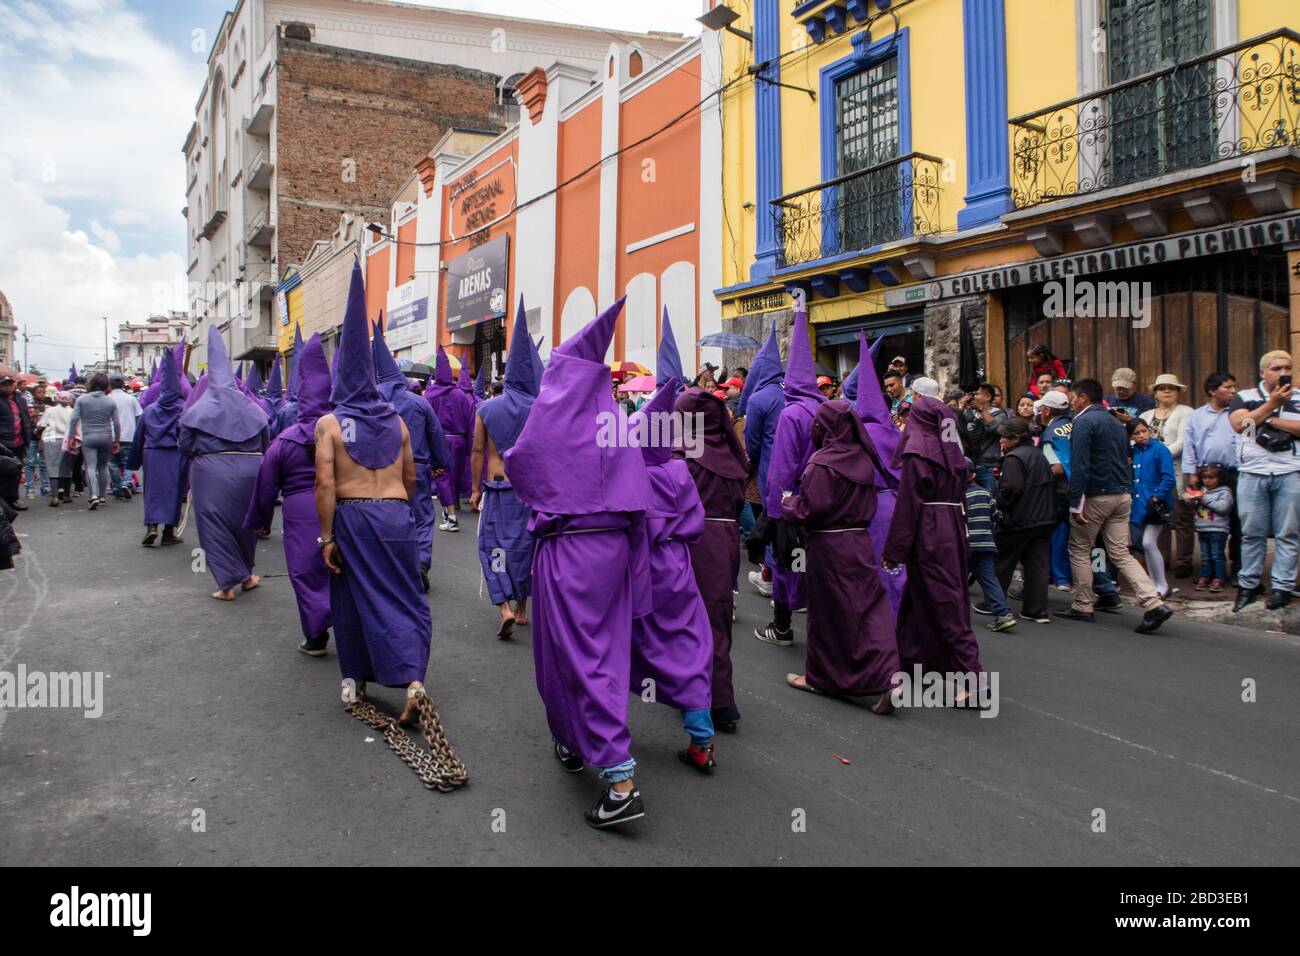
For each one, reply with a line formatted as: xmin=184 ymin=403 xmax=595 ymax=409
xmin=83 ymin=441 xmax=113 ymax=499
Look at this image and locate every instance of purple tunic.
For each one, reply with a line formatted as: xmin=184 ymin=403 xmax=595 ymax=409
xmin=763 ymin=404 xmax=815 ymax=610
xmin=530 ymin=510 xmax=648 ymax=767
xmin=477 ymin=479 xmax=534 ymax=604
xmin=126 ymin=417 xmax=187 ymax=527
xmin=781 ymin=458 xmax=900 ymax=695
xmin=330 ymin=499 xmax=430 ymax=687
xmin=882 ymin=456 xmax=982 ymax=675
xmin=425 ymin=358 xmax=475 ymax=506
xmin=180 ymin=427 xmax=266 ymax=591
xmin=629 ymin=459 xmax=713 ymax=712
xmin=243 ymin=437 xmax=330 ymax=640
xmin=686 ymin=462 xmax=744 ymax=714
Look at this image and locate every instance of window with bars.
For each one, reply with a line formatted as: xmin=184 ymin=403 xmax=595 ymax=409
xmin=1105 ymin=0 xmax=1214 ymax=185
xmin=835 ymin=56 xmax=901 ymax=250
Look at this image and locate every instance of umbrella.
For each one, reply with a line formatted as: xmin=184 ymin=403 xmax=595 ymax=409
xmin=609 ymin=360 xmax=649 ymax=380
xmin=416 ymin=351 xmax=462 ymax=372
xmin=617 ymin=374 xmax=656 ymax=393
xmin=406 ymin=363 xmax=434 ymax=381
xmin=395 ymin=358 xmax=414 ymax=371
xmin=696 ymin=331 xmax=759 ymax=350
xmin=958 ymin=315 xmax=981 ymax=393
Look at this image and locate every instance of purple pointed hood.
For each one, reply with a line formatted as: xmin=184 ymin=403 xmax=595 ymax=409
xmin=434 ymin=346 xmax=454 ymax=386
xmin=852 ymin=331 xmax=900 ymax=481
xmin=329 ymin=260 xmax=403 ymax=469
xmin=279 ymin=334 xmax=331 ymax=448
xmin=266 ymin=354 xmax=283 ymax=405
xmin=530 ymin=336 xmax=545 ymax=390
xmin=478 ymin=298 xmax=539 ymax=455
xmin=656 ymin=307 xmax=684 ymax=389
xmin=473 ymin=362 xmax=488 ymax=400
xmin=235 ymin=362 xmax=245 ymax=385
xmin=173 ymin=339 xmax=191 ymax=399
xmin=246 ymin=363 xmax=264 ymax=396
xmin=738 ymin=324 xmax=781 ymax=416
xmin=458 ymin=364 xmax=475 ymax=394
xmin=674 ymin=386 xmax=748 ymax=480
xmin=147 ymin=347 xmax=185 ymax=438
xmin=505 ymin=296 xmax=651 ymax=515
xmin=783 ymin=308 xmax=824 ymax=413
xmin=371 ymin=320 xmax=407 ymax=402
xmin=286 ymin=325 xmax=305 ymax=401
xmin=179 ymin=326 xmax=267 ymax=442
xmin=67 ymin=363 xmax=79 ymax=386
xmin=182 ymin=372 xmax=207 ymax=412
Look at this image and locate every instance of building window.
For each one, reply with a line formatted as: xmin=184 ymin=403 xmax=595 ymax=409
xmin=835 ymin=55 xmax=900 ymax=251
xmin=1105 ymin=0 xmax=1214 ymax=185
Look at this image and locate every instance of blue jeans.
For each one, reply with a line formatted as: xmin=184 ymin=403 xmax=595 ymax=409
xmin=1050 ymin=521 xmax=1072 ymax=584
xmin=682 ymin=708 xmax=713 ymax=746
xmin=24 ymin=442 xmax=48 ymax=494
xmin=1237 ymin=472 xmax=1300 ymax=592
xmin=108 ymin=447 xmax=132 ymax=493
xmin=598 ymin=758 xmax=637 ymax=784
xmin=970 ymin=551 xmax=1009 ymax=616
xmin=974 ymin=466 xmax=997 ymax=497
xmin=1199 ymin=531 xmax=1228 ymax=581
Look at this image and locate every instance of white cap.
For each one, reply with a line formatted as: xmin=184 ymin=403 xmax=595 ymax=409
xmin=912 ymin=376 xmax=940 ymax=397
xmin=1040 ymin=390 xmax=1069 ymax=410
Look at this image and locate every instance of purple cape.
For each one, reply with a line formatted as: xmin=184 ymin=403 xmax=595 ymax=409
xmin=506 ymin=296 xmax=651 ymax=516
xmin=179 ymin=326 xmax=267 ymax=443
xmin=738 ymin=323 xmax=781 ymax=417
xmin=329 ymin=260 xmax=402 ymax=469
xmin=478 ymin=298 xmax=538 ymax=455
xmin=674 ymin=386 xmax=747 ymax=480
xmin=128 ymin=349 xmax=188 ymax=527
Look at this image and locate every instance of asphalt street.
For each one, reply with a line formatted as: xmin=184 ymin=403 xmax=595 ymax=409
xmin=2 ymin=491 xmax=1298 ymax=865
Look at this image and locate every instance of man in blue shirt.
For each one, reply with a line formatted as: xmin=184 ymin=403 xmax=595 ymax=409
xmin=1105 ymin=367 xmax=1156 ymax=422
xmin=1057 ymin=378 xmax=1172 ymax=633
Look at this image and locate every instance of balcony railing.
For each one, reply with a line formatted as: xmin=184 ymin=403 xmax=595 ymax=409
xmin=1010 ymin=28 xmax=1300 ymax=209
xmin=771 ymin=152 xmax=943 ymax=269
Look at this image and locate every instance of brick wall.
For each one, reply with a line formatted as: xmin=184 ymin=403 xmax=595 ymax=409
xmin=274 ymin=38 xmax=505 ymax=268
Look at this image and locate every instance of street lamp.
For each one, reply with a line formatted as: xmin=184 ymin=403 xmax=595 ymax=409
xmin=697 ymin=4 xmax=753 ymax=43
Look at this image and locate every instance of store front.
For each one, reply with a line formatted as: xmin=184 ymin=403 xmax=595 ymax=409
xmin=813 ymin=311 xmax=925 ymax=381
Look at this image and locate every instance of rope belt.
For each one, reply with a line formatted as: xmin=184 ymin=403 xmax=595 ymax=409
xmin=809 ymin=527 xmax=868 ymax=535
xmin=923 ymin=502 xmax=963 ymax=507
xmin=536 ymin=526 xmax=619 ymax=540
xmin=705 ymin=517 xmax=737 ymax=523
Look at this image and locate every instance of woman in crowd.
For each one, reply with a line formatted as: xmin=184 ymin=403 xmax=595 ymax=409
xmin=39 ymin=392 xmax=73 ymax=506
xmin=1128 ymin=418 xmax=1178 ymax=599
xmin=66 ymin=373 xmax=120 ymax=510
xmin=1139 ymin=373 xmax=1192 ymax=574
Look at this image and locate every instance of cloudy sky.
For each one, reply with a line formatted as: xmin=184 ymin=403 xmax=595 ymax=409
xmin=0 ymin=0 xmax=702 ymax=375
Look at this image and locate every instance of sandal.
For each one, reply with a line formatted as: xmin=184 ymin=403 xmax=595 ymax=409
xmin=785 ymin=673 xmax=822 ymax=695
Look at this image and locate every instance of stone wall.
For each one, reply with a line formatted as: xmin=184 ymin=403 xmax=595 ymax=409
xmin=923 ymin=295 xmax=987 ymax=396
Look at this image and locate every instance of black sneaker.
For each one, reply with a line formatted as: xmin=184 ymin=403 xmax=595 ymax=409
xmin=1018 ymin=611 xmax=1051 ymax=624
xmin=1095 ymin=593 xmax=1121 ymax=613
xmin=298 ymin=633 xmax=330 ymax=656
xmin=970 ymin=602 xmax=993 ymax=616
xmin=87 ymin=498 xmax=99 ymax=511
xmin=1265 ymin=590 xmax=1292 ymax=611
xmin=1135 ymin=604 xmax=1173 ymax=634
xmin=553 ymin=740 xmax=584 ymax=773
xmin=1054 ymin=608 xmax=1094 ymax=623
xmin=584 ymin=787 xmax=645 ymax=829
xmin=753 ymin=623 xmax=794 ymax=646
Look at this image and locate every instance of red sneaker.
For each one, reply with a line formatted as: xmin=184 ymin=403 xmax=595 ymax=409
xmin=677 ymin=742 xmax=716 ymax=773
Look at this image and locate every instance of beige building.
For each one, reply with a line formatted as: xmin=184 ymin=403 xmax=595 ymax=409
xmin=0 ymin=290 xmax=15 ymax=371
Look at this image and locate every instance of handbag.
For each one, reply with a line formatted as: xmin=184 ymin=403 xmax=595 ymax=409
xmin=1146 ymin=495 xmax=1172 ymax=525
xmin=1255 ymin=421 xmax=1295 ymax=454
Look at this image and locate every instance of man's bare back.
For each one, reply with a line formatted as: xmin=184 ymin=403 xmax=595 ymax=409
xmin=315 ymin=413 xmax=415 ymax=500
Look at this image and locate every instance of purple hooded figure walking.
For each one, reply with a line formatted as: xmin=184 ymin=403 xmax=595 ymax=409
xmin=627 ymin=370 xmax=718 ymax=772
xmin=179 ymin=326 xmax=269 ymax=601
xmin=780 ymin=400 xmax=900 ymax=711
xmin=471 ymin=298 xmax=540 ymax=637
xmin=271 ymin=325 xmax=306 ymax=438
xmin=882 ymin=395 xmax=984 ymax=698
xmin=504 ymin=296 xmax=654 ymax=830
xmin=754 ymin=308 xmax=823 ymax=646
xmin=127 ymin=347 xmax=188 ymax=547
xmin=372 ymin=321 xmax=451 ymax=590
xmin=315 ymin=261 xmax=433 ymax=717
xmin=424 ymin=346 xmax=475 ymax=532
xmin=842 ymin=331 xmax=907 ymax=618
xmin=243 ymin=333 xmax=333 ymax=656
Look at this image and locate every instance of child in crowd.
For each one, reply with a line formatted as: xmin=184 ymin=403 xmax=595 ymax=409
xmin=964 ymin=458 xmax=1016 ymax=632
xmin=1188 ymin=463 xmax=1233 ymax=593
xmin=1128 ymin=418 xmax=1177 ymax=599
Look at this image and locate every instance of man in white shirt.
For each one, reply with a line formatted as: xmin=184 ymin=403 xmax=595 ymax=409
xmin=1229 ymin=351 xmax=1299 ymax=611
xmin=108 ymin=374 xmax=143 ymax=499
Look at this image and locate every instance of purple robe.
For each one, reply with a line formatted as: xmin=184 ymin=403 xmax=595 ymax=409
xmin=882 ymin=455 xmax=982 ymax=675
xmin=180 ymin=427 xmax=266 ymax=590
xmin=243 ymin=437 xmax=330 ymax=640
xmin=780 ymin=406 xmax=900 ymax=695
xmin=331 ymin=500 xmax=430 ymax=686
xmin=425 ymin=350 xmax=475 ymax=506
xmin=763 ymin=404 xmax=815 ymax=610
xmin=629 ymin=457 xmax=712 ymax=713
xmin=126 ymin=417 xmax=187 ymax=527
xmin=686 ymin=462 xmax=744 ymax=715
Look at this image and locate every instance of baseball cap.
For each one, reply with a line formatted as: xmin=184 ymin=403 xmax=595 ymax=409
xmin=890 ymin=355 xmax=908 ymax=366
xmin=1111 ymin=367 xmax=1138 ymax=388
xmin=722 ymin=376 xmax=744 ymax=389
xmin=912 ymin=376 xmax=940 ymax=398
xmin=0 ymin=375 xmax=14 ymax=385
xmin=816 ymin=375 xmax=832 ymax=388
xmin=1039 ymin=390 xmax=1069 ymax=410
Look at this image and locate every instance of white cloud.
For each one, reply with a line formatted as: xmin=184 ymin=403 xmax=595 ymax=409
xmin=0 ymin=157 xmax=186 ymax=375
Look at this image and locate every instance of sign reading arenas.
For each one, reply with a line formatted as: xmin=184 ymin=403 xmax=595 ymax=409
xmin=932 ymin=213 xmax=1300 ymax=300
xmin=446 ymin=234 xmax=509 ymax=332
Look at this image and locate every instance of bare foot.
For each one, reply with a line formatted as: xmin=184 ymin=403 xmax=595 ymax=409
xmin=496 ymin=613 xmax=515 ymax=639
xmin=211 ymin=588 xmax=237 ymax=601
xmin=241 ymin=575 xmax=261 ymax=591
xmin=513 ymin=615 xmax=528 ymax=627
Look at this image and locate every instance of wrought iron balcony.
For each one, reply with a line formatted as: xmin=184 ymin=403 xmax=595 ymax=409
xmin=1010 ymin=28 xmax=1300 ymax=209
xmin=771 ymin=152 xmax=943 ymax=269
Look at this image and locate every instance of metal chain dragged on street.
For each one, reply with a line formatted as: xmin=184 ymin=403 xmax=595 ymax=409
xmin=346 ymin=690 xmax=468 ymax=793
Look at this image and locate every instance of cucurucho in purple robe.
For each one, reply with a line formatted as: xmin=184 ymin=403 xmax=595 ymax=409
xmin=781 ymin=401 xmax=900 ymax=695
xmin=127 ymin=349 xmax=188 ymax=528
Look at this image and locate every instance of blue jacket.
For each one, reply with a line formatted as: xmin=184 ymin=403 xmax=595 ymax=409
xmin=1129 ymin=439 xmax=1176 ymax=526
xmin=1068 ymin=404 xmax=1134 ymax=507
xmin=743 ymin=384 xmax=783 ymax=499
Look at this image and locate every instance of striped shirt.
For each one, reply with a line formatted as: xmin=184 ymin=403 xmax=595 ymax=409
xmin=964 ymin=482 xmax=998 ymax=553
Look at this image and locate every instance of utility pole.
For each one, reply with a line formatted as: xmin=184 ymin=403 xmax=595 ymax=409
xmin=103 ymin=316 xmax=110 ymax=373
xmin=22 ymin=328 xmax=43 ymax=374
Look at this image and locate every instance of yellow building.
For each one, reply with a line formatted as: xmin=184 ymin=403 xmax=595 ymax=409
xmin=715 ymin=0 xmax=1299 ymax=400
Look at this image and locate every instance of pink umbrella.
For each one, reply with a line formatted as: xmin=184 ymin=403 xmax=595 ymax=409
xmin=617 ymin=374 xmax=656 ymax=394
